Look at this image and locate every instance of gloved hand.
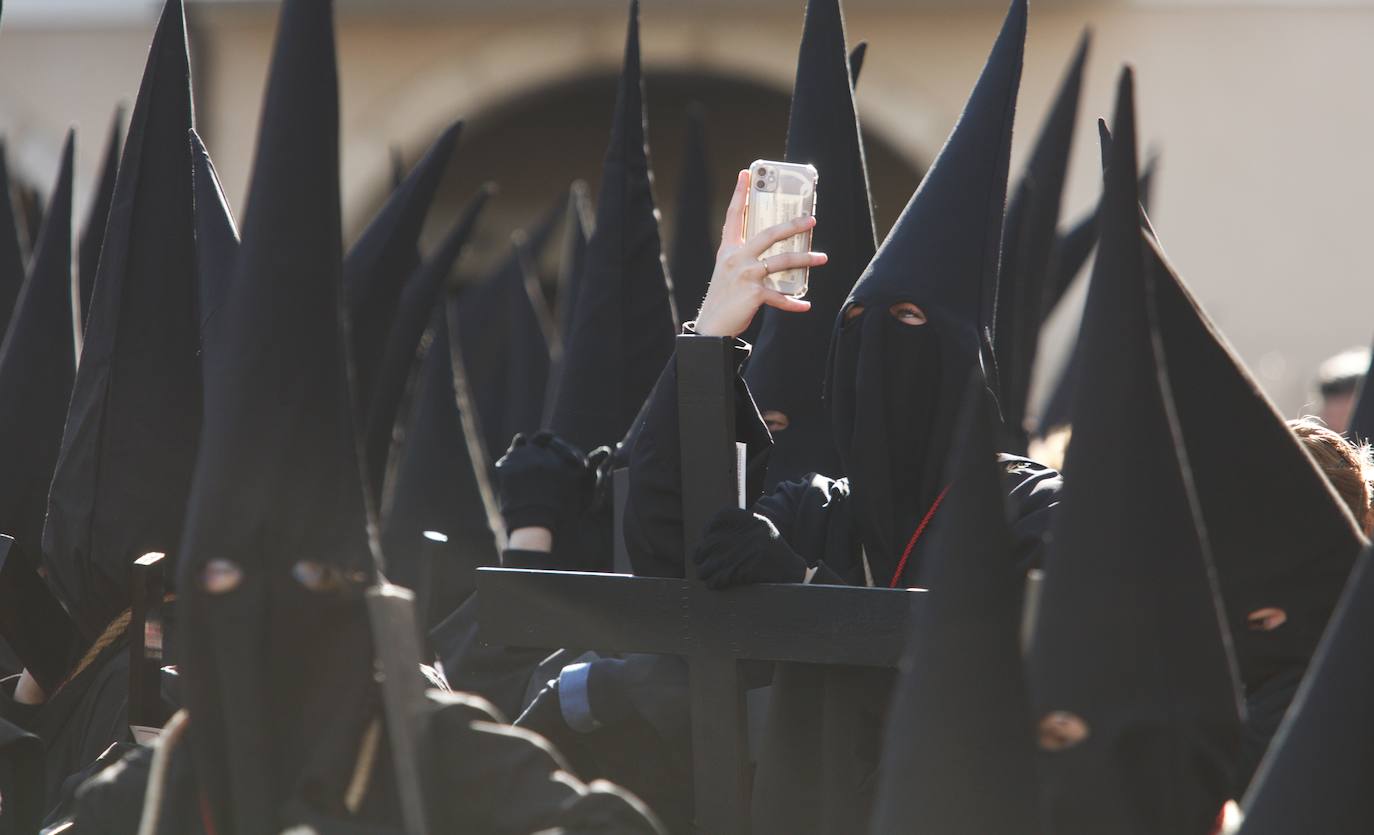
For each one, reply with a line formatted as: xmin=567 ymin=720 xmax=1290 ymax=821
xmin=692 ymin=508 xmax=808 ymax=589
xmin=495 ymin=431 xmax=591 ymax=533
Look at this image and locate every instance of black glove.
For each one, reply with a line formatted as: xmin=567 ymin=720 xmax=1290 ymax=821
xmin=692 ymin=508 xmax=808 ymax=589
xmin=495 ymin=431 xmax=590 ymax=533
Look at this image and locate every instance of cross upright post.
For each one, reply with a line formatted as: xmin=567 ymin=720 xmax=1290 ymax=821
xmin=128 ymin=551 xmax=169 ymax=742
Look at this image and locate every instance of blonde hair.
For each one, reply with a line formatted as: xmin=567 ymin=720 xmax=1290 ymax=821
xmin=1289 ymin=417 xmax=1374 ymax=535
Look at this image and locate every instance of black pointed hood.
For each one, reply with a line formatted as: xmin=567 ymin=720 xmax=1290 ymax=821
xmin=1027 ymin=70 xmax=1241 ymax=835
xmin=1042 ymin=148 xmax=1158 ymax=322
xmin=993 ymin=32 xmax=1088 ymax=454
xmin=546 ymin=0 xmax=677 ymax=453
xmin=869 ymin=373 xmax=1040 ymax=834
xmin=189 ymin=128 xmax=239 ymax=347
xmin=344 ymin=119 xmax=462 ymax=409
xmin=0 ymin=143 xmax=26 ymax=340
xmin=458 ymin=200 xmax=563 ymax=460
xmin=824 ymin=0 xmax=1023 ymax=586
xmin=745 ymin=0 xmax=877 ymax=490
xmin=1236 ymin=548 xmax=1374 ymax=833
xmin=668 ymin=105 xmax=713 ymax=321
xmin=0 ymin=133 xmax=75 ymax=560
xmin=380 ymin=297 xmax=500 ymax=597
xmin=1035 ymin=131 xmax=1156 ymax=438
xmin=175 ymin=0 xmax=376 ymax=828
xmin=1146 ymin=185 xmax=1364 ymax=706
xmin=77 ymin=106 xmax=123 ymax=332
xmin=366 ymin=184 xmax=492 ymax=505
xmin=42 ymin=0 xmax=200 ymax=642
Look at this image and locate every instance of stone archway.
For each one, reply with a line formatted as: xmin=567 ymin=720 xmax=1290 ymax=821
xmin=368 ymin=66 xmax=924 ymax=281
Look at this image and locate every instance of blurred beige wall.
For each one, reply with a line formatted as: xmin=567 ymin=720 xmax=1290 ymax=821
xmin=0 ymin=0 xmax=1370 ymax=415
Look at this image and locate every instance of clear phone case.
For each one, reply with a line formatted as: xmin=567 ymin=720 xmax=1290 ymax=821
xmin=743 ymin=159 xmax=818 ymax=298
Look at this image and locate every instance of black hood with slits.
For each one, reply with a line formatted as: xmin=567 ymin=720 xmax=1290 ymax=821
xmin=1237 ymin=547 xmax=1374 ymax=833
xmin=824 ymin=0 xmax=1023 ymax=586
xmin=175 ymin=0 xmax=379 ymax=829
xmin=745 ymin=0 xmax=877 ymax=491
xmin=1146 ymin=201 xmax=1364 ymax=698
xmin=1027 ymin=70 xmax=1241 ymax=835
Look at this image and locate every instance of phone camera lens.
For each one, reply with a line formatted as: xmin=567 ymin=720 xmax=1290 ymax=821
xmin=757 ymin=167 xmax=768 ymax=176
xmin=756 ymin=179 xmax=767 ymax=189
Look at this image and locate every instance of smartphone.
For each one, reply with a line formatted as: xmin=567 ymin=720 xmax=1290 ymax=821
xmin=743 ymin=159 xmax=818 ymax=298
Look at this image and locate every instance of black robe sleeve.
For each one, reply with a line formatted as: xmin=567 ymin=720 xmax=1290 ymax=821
xmin=431 ymin=690 xmax=666 ymax=834
xmin=625 ymin=336 xmax=772 ymax=579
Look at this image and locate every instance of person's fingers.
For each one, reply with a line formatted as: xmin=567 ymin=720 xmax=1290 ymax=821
xmin=761 ymin=251 xmax=827 ymax=275
xmin=741 ymin=214 xmax=816 ymax=258
xmin=719 ymin=170 xmax=750 ymax=250
xmin=760 ymin=289 xmax=812 ymax=314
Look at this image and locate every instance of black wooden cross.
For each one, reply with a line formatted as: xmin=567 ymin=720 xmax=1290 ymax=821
xmin=476 ymin=335 xmax=921 ymax=835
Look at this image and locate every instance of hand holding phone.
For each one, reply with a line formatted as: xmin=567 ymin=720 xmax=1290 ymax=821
xmin=693 ymin=170 xmax=826 ymax=338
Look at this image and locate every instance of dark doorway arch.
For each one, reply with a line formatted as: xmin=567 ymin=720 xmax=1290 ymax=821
xmin=379 ymin=68 xmax=924 ymax=285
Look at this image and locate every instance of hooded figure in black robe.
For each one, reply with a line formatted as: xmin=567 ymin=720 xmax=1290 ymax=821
xmin=104 ymin=3 xmax=661 ymax=832
xmin=743 ymin=0 xmax=877 ymax=491
xmin=546 ymin=0 xmax=677 ymax=458
xmin=1144 ymin=168 xmax=1365 ymax=796
xmin=868 ymin=374 xmax=1041 ymax=835
xmin=434 ymin=0 xmax=674 ymax=714
xmin=0 ymin=132 xmax=75 ymax=568
xmin=1236 ymin=546 xmax=1374 ymax=833
xmin=992 ymin=32 xmax=1087 ymax=455
xmin=1026 ymin=69 xmax=1243 ymax=835
xmin=77 ymin=107 xmax=124 ymax=333
xmin=10 ymin=0 xmax=199 ymax=813
xmin=378 ymin=194 xmax=498 ymax=601
xmin=479 ymin=0 xmax=678 ymax=575
xmin=669 ymin=106 xmax=714 ymax=322
xmin=622 ymin=3 xmax=1059 ymax=831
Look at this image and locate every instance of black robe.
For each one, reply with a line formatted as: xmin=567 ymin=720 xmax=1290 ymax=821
xmin=624 ymin=342 xmax=1061 ymax=833
xmin=0 ymin=640 xmax=133 ymax=814
xmin=63 ymin=690 xmax=663 ymax=834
